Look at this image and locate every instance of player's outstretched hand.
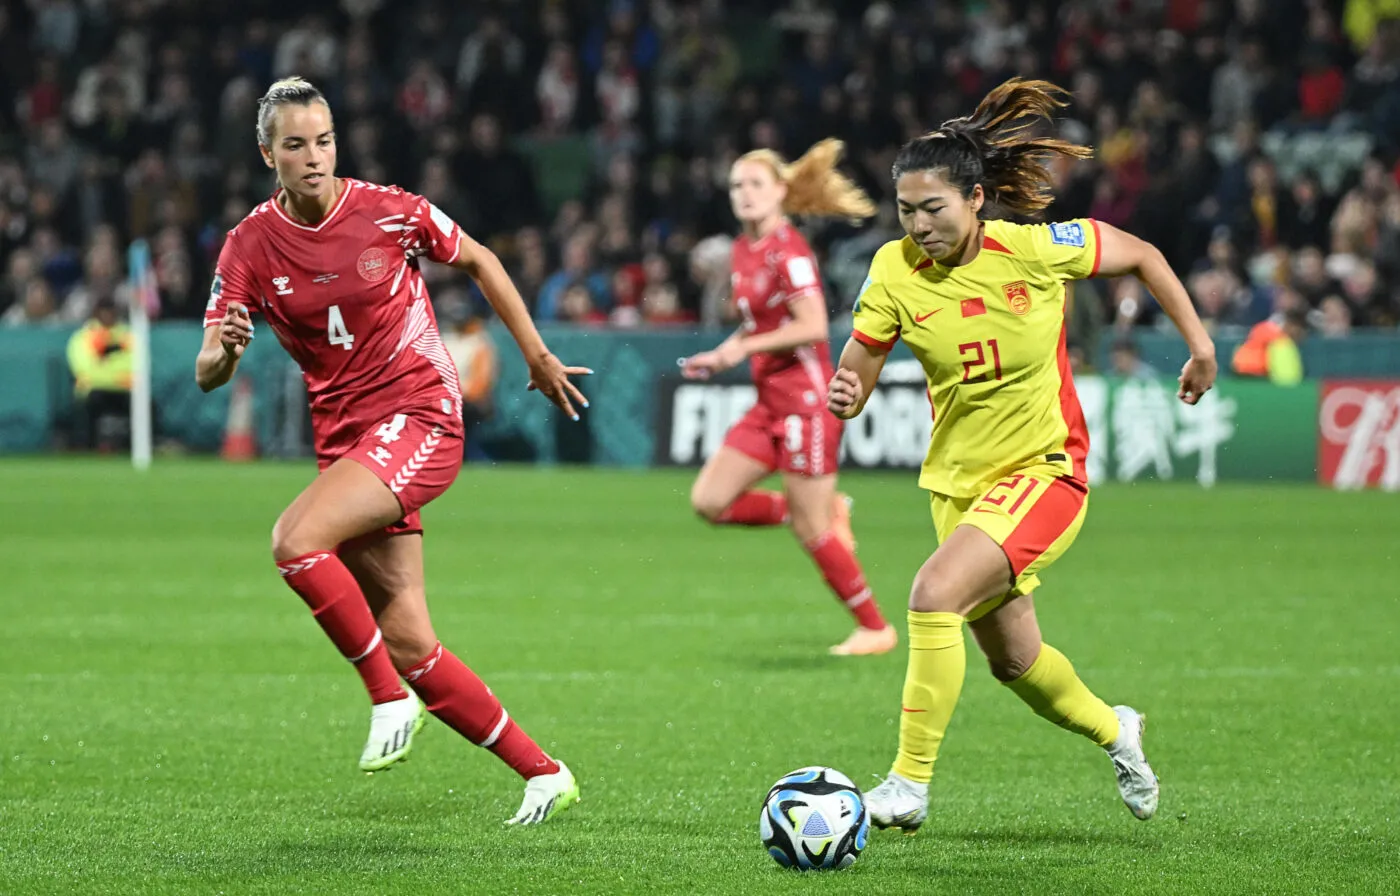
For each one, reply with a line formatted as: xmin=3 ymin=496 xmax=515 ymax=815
xmin=1177 ymin=352 xmax=1217 ymax=406
xmin=679 ymin=350 xmax=720 ymax=380
xmin=680 ymin=341 xmax=745 ymax=381
xmin=219 ymin=302 xmax=254 ymax=359
xmin=526 ymin=351 xmax=592 ymax=420
xmin=827 ymin=368 xmax=864 ymax=419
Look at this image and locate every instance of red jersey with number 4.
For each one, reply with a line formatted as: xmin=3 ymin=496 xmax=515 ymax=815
xmin=204 ymin=179 xmax=466 ymax=460
xmin=730 ymin=221 xmax=833 ymax=415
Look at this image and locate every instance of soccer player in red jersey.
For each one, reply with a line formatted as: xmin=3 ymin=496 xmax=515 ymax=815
xmin=680 ymin=140 xmax=897 ymax=656
xmin=196 ymin=78 xmax=586 ymax=825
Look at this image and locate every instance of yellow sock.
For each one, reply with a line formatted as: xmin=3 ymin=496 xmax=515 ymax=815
xmin=1004 ymin=643 xmax=1120 ymax=747
xmin=891 ymin=610 xmax=966 ymax=784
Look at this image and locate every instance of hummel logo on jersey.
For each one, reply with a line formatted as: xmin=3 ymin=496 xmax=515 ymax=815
xmin=915 ymin=309 xmax=942 ymax=323
xmin=273 ymin=276 xmax=293 ymax=295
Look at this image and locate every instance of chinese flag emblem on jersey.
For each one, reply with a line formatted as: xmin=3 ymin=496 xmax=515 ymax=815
xmin=1002 ymin=281 xmax=1031 ymax=315
xmin=961 ymin=297 xmax=986 ymax=317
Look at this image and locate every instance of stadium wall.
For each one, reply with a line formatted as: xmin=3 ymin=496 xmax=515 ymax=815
xmin=1 ymin=324 xmax=1396 ymax=488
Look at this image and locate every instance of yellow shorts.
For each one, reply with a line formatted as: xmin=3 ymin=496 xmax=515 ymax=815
xmin=930 ymin=464 xmax=1089 ymax=621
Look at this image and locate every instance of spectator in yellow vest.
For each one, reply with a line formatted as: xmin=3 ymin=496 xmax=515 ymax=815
xmin=1231 ymin=308 xmax=1308 ymax=386
xmin=66 ymin=298 xmax=133 ymax=451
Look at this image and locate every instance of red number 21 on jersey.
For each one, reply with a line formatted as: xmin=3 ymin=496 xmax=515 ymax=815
xmin=958 ymin=339 xmax=1002 ymax=382
xmin=975 ymin=473 xmax=1040 ymax=516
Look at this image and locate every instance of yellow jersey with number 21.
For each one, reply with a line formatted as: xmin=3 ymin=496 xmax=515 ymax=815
xmin=851 ymin=218 xmax=1100 ymax=498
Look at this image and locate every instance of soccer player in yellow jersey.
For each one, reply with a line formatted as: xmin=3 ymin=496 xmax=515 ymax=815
xmin=826 ymin=79 xmax=1218 ymax=831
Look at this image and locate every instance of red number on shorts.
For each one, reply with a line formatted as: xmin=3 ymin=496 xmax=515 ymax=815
xmin=958 ymin=338 xmax=1003 ymax=382
xmin=1004 ymin=473 xmax=1040 ymax=515
xmin=978 ymin=474 xmax=1039 ymax=515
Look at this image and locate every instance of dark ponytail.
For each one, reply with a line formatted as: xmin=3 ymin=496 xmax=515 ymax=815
xmin=891 ymin=78 xmax=1093 ymax=218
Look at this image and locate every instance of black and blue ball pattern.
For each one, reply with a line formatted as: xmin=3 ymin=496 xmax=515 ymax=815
xmin=758 ymin=766 xmax=869 ymax=871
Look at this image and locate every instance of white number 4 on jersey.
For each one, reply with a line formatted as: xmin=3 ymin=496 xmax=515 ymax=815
xmin=328 ymin=304 xmax=354 ymax=350
xmin=376 ymin=414 xmax=407 ymax=444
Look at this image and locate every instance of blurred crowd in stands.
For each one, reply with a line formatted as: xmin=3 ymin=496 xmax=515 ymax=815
xmin=3 ymin=0 xmax=1400 ymax=368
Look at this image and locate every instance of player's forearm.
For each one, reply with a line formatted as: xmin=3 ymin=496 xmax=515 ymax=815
xmin=715 ymin=329 xmax=744 ymax=352
xmin=1131 ymin=247 xmax=1215 ymax=360
xmin=195 ymin=346 xmax=238 ymax=392
xmin=738 ymin=319 xmax=828 ymax=357
xmin=834 ymin=338 xmax=885 ymax=419
xmin=467 ymin=250 xmax=549 ymax=361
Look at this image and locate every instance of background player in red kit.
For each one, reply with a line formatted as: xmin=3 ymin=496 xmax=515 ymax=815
xmin=195 ymin=78 xmax=585 ymax=825
xmin=680 ymin=141 xmax=898 ymax=657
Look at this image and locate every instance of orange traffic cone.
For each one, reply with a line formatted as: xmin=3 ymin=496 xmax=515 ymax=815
xmin=221 ymin=377 xmax=257 ymax=461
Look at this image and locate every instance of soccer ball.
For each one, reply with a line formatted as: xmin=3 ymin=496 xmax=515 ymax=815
xmin=758 ymin=766 xmax=869 ymax=871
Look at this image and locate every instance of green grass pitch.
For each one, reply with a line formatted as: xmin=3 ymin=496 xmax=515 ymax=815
xmin=0 ymin=459 xmax=1395 ymax=895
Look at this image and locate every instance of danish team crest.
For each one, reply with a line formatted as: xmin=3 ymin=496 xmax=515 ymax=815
xmin=357 ymin=247 xmax=390 ymax=282
xmin=1002 ymin=280 xmax=1031 ymax=315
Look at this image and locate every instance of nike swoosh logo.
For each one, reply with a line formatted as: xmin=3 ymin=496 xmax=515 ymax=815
xmin=914 ymin=310 xmax=941 ymax=323
xmin=901 ymin=707 xmax=927 ymax=713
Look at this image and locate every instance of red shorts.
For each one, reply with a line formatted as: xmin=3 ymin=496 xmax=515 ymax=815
xmin=321 ymin=410 xmax=463 ymax=540
xmin=723 ymin=403 xmax=842 ymax=476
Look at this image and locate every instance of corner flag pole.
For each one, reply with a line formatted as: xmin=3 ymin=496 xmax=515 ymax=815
xmin=127 ymin=239 xmax=156 ymax=472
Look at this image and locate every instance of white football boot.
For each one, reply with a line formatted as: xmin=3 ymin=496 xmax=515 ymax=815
xmin=359 ymin=691 xmax=426 ymax=772
xmin=864 ymin=772 xmax=929 ymax=834
xmin=505 ymin=761 xmax=581 ymax=825
xmin=1106 ymin=705 xmax=1159 ymax=820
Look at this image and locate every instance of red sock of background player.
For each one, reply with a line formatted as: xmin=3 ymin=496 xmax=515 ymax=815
xmin=277 ymin=551 xmax=407 ymax=705
xmin=804 ymin=532 xmax=887 ymax=630
xmin=715 ymin=490 xmax=788 ymax=526
xmin=403 ymin=642 xmax=560 ymax=779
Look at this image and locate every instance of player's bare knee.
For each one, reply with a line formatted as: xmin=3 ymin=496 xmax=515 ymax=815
xmin=270 ymin=514 xmax=339 ymax=561
xmin=691 ymin=488 xmax=726 ymax=523
xmin=908 ymin=575 xmax=945 ymax=613
xmin=908 ymin=566 xmax=964 ymax=614
xmin=789 ymin=514 xmax=826 ymax=545
xmin=271 ymin=519 xmax=309 ymax=562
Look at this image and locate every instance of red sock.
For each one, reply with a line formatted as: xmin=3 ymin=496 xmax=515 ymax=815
xmin=716 ymin=490 xmax=789 ymax=526
xmin=402 ymin=643 xmax=560 ymax=779
xmin=278 ymin=551 xmax=407 ymax=705
xmin=804 ymin=532 xmax=887 ymax=630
